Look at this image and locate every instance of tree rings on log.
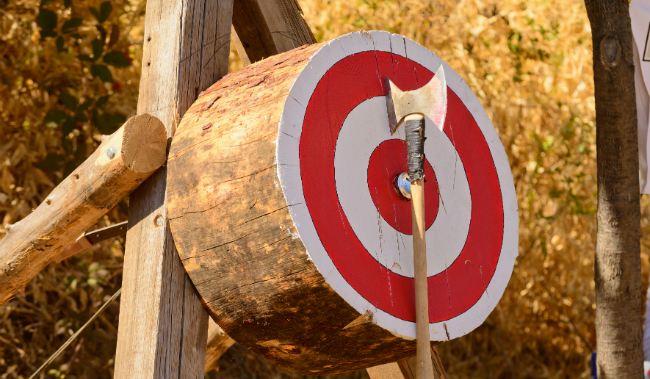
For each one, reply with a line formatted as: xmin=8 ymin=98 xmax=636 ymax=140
xmin=167 ymin=31 xmax=518 ymax=374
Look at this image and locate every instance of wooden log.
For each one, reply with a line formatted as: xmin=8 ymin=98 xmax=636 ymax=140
xmin=168 ymin=33 xmax=433 ymax=375
xmin=232 ymin=0 xmax=315 ymax=64
xmin=112 ymin=0 xmax=234 ymax=377
xmin=0 ymin=114 xmax=165 ymax=305
xmin=205 ymin=319 xmax=235 ymax=373
xmin=168 ymin=30 xmax=517 ymax=374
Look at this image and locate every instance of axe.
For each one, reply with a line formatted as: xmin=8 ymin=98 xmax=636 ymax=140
xmin=386 ymin=66 xmax=447 ymax=379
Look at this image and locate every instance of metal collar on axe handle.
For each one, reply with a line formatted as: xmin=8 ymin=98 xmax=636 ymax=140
xmin=385 ymin=65 xmax=447 ymax=379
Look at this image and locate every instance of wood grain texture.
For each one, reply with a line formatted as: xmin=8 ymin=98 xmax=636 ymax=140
xmin=113 ymin=0 xmax=233 ymax=378
xmin=167 ymin=44 xmax=425 ymax=375
xmin=410 ymin=178 xmax=434 ymax=379
xmin=0 ymin=114 xmax=165 ymax=306
xmin=205 ymin=319 xmax=235 ymax=373
xmin=367 ymin=362 xmax=406 ymax=379
xmin=367 ymin=346 xmax=445 ymax=379
xmin=232 ymin=0 xmax=315 ymax=64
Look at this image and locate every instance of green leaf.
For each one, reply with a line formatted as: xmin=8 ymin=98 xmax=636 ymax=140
xmin=89 ymin=7 xmax=100 ymax=21
xmin=38 ymin=153 xmax=65 ymax=172
xmin=44 ymin=109 xmax=67 ymax=127
xmin=37 ymin=9 xmax=57 ymax=31
xmin=60 ymin=93 xmax=78 ymax=111
xmin=92 ymin=39 xmax=103 ymax=59
xmin=76 ymin=113 xmax=88 ymax=122
xmin=62 ymin=118 xmax=76 ymax=135
xmin=74 ymin=142 xmax=87 ymax=162
xmin=77 ymin=98 xmax=93 ymax=111
xmin=96 ymin=25 xmax=107 ymax=41
xmin=103 ymin=51 xmax=130 ymax=68
xmin=62 ymin=137 xmax=73 ymax=154
xmin=96 ymin=95 xmax=109 ymax=109
xmin=77 ymin=54 xmax=93 ymax=62
xmin=40 ymin=30 xmax=57 ymax=38
xmin=90 ymin=65 xmax=113 ymax=82
xmin=99 ymin=1 xmax=112 ymax=22
xmin=95 ymin=112 xmax=125 ymax=134
xmin=62 ymin=18 xmax=82 ymax=33
xmin=56 ymin=36 xmax=64 ymax=52
xmin=63 ymin=0 xmax=72 ymax=7
xmin=41 ymin=0 xmax=56 ymax=4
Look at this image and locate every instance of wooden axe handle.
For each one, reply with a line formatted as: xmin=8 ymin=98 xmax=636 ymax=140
xmin=405 ymin=114 xmax=434 ymax=379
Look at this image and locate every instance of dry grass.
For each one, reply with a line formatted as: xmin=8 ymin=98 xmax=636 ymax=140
xmin=1 ymin=0 xmax=650 ymax=378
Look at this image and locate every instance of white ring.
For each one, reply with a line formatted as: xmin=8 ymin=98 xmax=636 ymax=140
xmin=334 ymin=96 xmax=472 ymax=278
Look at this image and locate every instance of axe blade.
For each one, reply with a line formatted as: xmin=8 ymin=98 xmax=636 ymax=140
xmin=386 ymin=65 xmax=447 ymax=134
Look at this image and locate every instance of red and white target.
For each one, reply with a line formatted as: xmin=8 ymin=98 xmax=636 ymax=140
xmin=276 ymin=31 xmax=518 ymax=341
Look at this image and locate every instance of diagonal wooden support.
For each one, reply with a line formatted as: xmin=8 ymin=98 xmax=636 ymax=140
xmin=367 ymin=347 xmax=447 ymax=379
xmin=113 ymin=0 xmax=233 ymax=377
xmin=232 ymin=0 xmax=316 ymax=64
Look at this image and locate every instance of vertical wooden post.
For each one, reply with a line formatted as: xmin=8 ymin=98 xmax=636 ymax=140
xmin=113 ymin=0 xmax=233 ymax=377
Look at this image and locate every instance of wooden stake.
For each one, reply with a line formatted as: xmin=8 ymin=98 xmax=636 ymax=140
xmin=0 ymin=114 xmax=166 ymax=306
xmin=113 ymin=0 xmax=233 ymax=377
xmin=406 ymin=113 xmax=434 ymax=379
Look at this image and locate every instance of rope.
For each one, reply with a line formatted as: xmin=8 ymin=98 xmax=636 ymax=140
xmin=29 ymin=288 xmax=122 ymax=379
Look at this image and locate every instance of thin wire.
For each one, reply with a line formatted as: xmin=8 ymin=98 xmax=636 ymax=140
xmin=28 ymin=288 xmax=122 ymax=379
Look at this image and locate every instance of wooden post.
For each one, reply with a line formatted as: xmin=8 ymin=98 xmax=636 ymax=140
xmin=0 ymin=114 xmax=166 ymax=305
xmin=113 ymin=0 xmax=233 ymax=377
xmin=232 ymin=0 xmax=315 ymax=64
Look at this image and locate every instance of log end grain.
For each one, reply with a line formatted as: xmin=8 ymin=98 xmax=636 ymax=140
xmin=168 ymin=44 xmax=422 ymax=375
xmin=121 ymin=113 xmax=168 ymax=174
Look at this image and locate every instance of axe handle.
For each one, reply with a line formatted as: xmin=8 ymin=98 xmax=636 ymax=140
xmin=405 ymin=114 xmax=434 ymax=379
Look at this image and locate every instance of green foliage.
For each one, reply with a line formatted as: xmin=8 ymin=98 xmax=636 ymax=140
xmin=29 ymin=0 xmax=136 ymax=181
xmin=90 ymin=64 xmax=113 ymax=82
xmin=103 ymin=51 xmax=131 ymax=67
xmin=37 ymin=9 xmax=57 ymax=32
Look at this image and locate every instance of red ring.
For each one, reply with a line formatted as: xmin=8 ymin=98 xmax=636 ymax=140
xmin=367 ymin=139 xmax=438 ymax=235
xmin=300 ymin=51 xmax=503 ymax=322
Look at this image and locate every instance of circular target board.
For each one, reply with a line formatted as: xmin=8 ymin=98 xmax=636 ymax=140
xmin=276 ymin=31 xmax=518 ymax=341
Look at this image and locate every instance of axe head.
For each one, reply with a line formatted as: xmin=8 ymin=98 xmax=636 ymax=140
xmin=386 ymin=65 xmax=447 ymax=134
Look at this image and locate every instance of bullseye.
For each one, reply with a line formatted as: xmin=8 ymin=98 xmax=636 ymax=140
xmin=367 ymin=139 xmax=439 ymax=235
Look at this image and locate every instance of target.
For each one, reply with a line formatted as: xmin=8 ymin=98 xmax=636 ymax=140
xmin=276 ymin=31 xmax=518 ymax=341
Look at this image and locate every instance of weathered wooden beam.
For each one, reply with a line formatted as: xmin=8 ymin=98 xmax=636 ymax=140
xmin=205 ymin=319 xmax=235 ymax=373
xmin=232 ymin=0 xmax=315 ymax=63
xmin=113 ymin=0 xmax=234 ymax=377
xmin=367 ymin=347 xmax=446 ymax=379
xmin=0 ymin=114 xmax=166 ymax=306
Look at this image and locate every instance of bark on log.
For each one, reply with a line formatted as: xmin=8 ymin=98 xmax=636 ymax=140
xmin=167 ymin=42 xmax=433 ymax=375
xmin=0 ymin=114 xmax=166 ymax=305
xmin=584 ymin=0 xmax=644 ymax=377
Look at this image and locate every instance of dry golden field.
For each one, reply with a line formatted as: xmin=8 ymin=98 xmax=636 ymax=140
xmin=1 ymin=0 xmax=650 ymax=378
